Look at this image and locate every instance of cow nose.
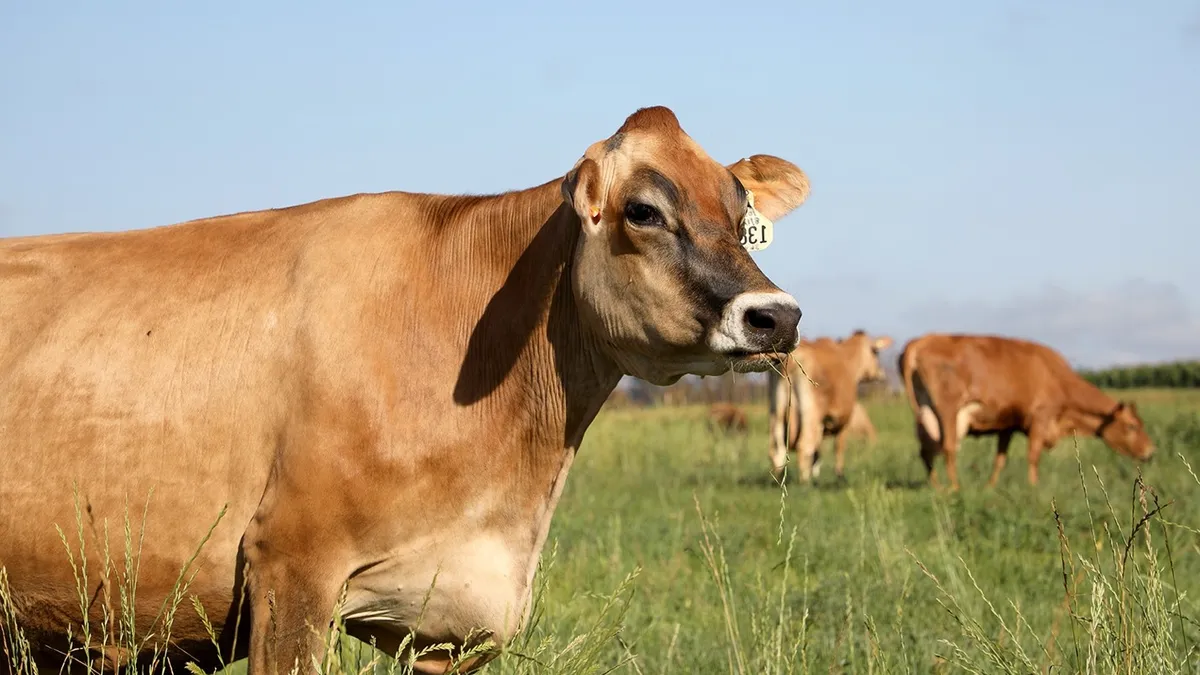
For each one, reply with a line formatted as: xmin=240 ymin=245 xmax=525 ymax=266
xmin=743 ymin=304 xmax=800 ymax=347
xmin=709 ymin=291 xmax=802 ymax=355
xmin=738 ymin=294 xmax=802 ymax=351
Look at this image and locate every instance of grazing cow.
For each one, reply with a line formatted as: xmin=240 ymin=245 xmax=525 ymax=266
xmin=0 ymin=106 xmax=810 ymax=675
xmin=767 ymin=330 xmax=893 ymax=482
xmin=708 ymin=402 xmax=748 ymax=433
xmin=898 ymin=333 xmax=1155 ymax=490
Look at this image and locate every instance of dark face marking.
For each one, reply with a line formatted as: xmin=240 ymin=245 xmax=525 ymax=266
xmin=604 ymin=132 xmax=626 ymax=153
xmin=680 ymin=240 xmax=755 ymax=317
xmin=669 ymin=188 xmax=770 ymax=325
xmin=638 ymin=168 xmax=682 ymax=212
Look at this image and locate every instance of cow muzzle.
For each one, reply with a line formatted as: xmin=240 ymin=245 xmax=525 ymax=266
xmin=708 ymin=291 xmax=802 ymax=359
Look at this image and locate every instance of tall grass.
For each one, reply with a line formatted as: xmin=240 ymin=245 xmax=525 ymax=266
xmin=1 ymin=486 xmax=225 ymax=675
xmin=3 ymin=400 xmax=1200 ymax=674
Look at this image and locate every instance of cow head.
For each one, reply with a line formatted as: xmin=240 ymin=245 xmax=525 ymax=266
xmin=562 ymin=106 xmax=808 ymax=385
xmin=840 ymin=330 xmax=894 ymax=383
xmin=1099 ymin=401 xmax=1155 ymax=461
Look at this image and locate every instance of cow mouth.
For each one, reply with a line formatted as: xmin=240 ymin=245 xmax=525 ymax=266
xmin=725 ymin=350 xmax=790 ymax=373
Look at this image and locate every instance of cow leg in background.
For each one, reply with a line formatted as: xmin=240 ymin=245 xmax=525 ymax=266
xmin=795 ymin=419 xmax=824 ymax=483
xmin=1025 ymin=422 xmax=1058 ymax=485
xmin=916 ymin=420 xmax=941 ymax=487
xmin=768 ymin=445 xmax=789 ymax=481
xmin=916 ymin=402 xmax=946 ymax=488
xmin=933 ymin=405 xmax=963 ymax=491
xmin=791 ymin=376 xmax=824 ymax=483
xmin=767 ymin=375 xmax=792 ymax=483
xmin=1027 ymin=438 xmax=1045 ymax=485
xmin=987 ymin=431 xmax=1014 ymax=487
xmin=834 ymin=428 xmax=849 ymax=479
xmin=768 ymin=426 xmax=790 ymax=483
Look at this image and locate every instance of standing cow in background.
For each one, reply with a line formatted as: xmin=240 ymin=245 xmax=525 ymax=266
xmin=0 ymin=106 xmax=811 ymax=675
xmin=767 ymin=330 xmax=894 ymax=483
xmin=898 ymin=333 xmax=1156 ymax=491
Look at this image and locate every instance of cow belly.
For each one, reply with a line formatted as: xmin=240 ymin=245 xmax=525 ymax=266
xmin=340 ymin=531 xmax=530 ymax=649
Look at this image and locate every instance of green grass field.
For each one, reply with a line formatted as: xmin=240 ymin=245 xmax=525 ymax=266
xmin=5 ymin=389 xmax=1200 ymax=674
xmin=484 ymin=388 xmax=1200 ymax=674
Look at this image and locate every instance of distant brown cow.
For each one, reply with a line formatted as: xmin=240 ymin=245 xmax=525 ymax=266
xmin=709 ymin=402 xmax=748 ymax=433
xmin=767 ymin=330 xmax=893 ymax=482
xmin=898 ymin=333 xmax=1155 ymax=490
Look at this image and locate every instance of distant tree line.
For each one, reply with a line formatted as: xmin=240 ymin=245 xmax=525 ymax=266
xmin=605 ymin=359 xmax=1200 ymax=408
xmin=1079 ymin=361 xmax=1200 ymax=389
xmin=605 ymin=371 xmax=895 ymax=408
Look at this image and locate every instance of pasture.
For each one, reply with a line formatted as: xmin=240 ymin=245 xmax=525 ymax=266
xmin=483 ymin=388 xmax=1200 ymax=673
xmin=5 ymin=388 xmax=1200 ymax=674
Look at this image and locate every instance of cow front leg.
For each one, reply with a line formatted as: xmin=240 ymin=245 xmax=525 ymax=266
xmin=796 ymin=421 xmax=824 ymax=484
xmin=1026 ymin=434 xmax=1051 ymax=486
xmin=768 ymin=424 xmax=791 ymax=484
xmin=987 ymin=431 xmax=1013 ymax=487
xmin=834 ymin=429 xmax=849 ymax=479
xmin=244 ymin=493 xmax=351 ymax=675
xmin=768 ymin=442 xmax=789 ymax=484
xmin=767 ymin=375 xmax=793 ymax=484
xmin=246 ymin=559 xmax=344 ymax=675
xmin=932 ymin=405 xmax=962 ymax=492
xmin=913 ymin=420 xmax=937 ymax=487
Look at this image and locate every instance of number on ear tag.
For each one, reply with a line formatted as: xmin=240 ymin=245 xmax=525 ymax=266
xmin=740 ymin=190 xmax=774 ymax=252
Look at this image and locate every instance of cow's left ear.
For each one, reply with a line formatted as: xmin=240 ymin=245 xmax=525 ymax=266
xmin=727 ymin=154 xmax=811 ymax=222
xmin=872 ymin=336 xmax=894 ymax=351
xmin=561 ymin=157 xmax=604 ymax=234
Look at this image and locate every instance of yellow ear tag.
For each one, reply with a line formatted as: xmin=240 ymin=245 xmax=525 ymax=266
xmin=740 ymin=190 xmax=774 ymax=252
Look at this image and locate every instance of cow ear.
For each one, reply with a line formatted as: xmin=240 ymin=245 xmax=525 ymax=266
xmin=727 ymin=154 xmax=810 ymax=222
xmin=561 ymin=158 xmax=604 ymax=234
xmin=873 ymin=336 xmax=894 ymax=351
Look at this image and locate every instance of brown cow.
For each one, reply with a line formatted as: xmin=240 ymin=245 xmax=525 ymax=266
xmin=708 ymin=402 xmax=749 ymax=433
xmin=898 ymin=333 xmax=1155 ymax=490
xmin=0 ymin=106 xmax=810 ymax=675
xmin=767 ymin=330 xmax=893 ymax=482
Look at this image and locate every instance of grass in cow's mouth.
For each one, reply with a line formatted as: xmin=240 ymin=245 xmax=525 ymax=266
xmin=727 ymin=352 xmax=791 ymax=375
xmin=3 ymin=391 xmax=1200 ymax=674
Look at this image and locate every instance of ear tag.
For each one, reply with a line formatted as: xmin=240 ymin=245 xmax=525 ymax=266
xmin=589 ymin=207 xmax=602 ymax=224
xmin=740 ymin=190 xmax=774 ymax=252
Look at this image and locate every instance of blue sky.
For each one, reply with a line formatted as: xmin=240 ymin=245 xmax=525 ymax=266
xmin=2 ymin=0 xmax=1197 ymax=368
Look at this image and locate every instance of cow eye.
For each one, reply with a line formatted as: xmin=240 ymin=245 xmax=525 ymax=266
xmin=624 ymin=201 xmax=665 ymax=228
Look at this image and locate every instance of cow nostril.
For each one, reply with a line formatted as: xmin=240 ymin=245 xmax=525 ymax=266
xmin=744 ymin=308 xmax=777 ymax=333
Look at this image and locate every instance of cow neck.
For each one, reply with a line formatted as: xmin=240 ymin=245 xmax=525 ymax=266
xmin=450 ymin=178 xmax=623 ymax=453
xmin=1060 ymin=375 xmax=1120 ymax=435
